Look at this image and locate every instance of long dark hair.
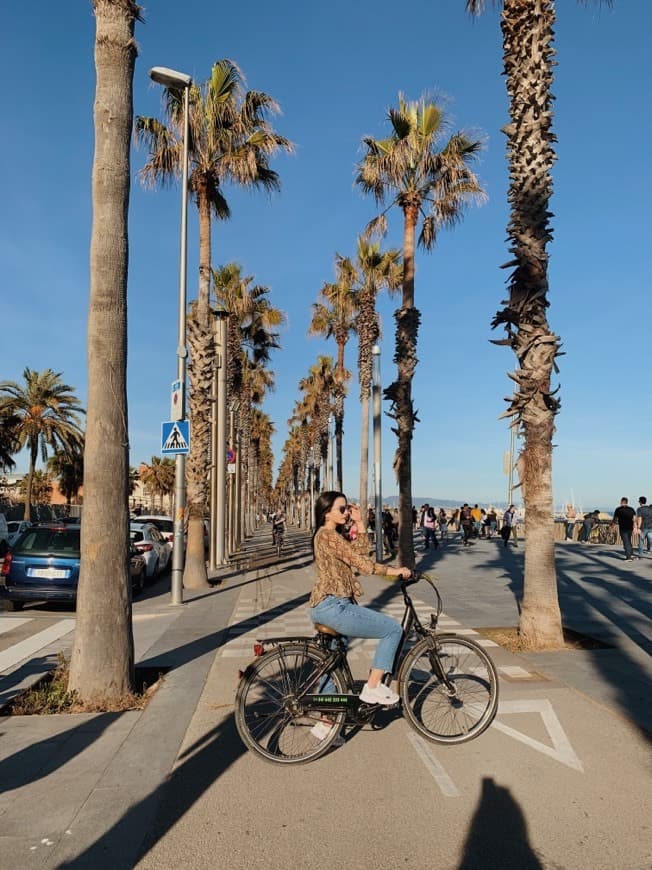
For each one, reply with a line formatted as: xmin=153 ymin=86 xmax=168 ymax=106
xmin=312 ymin=490 xmax=346 ymax=555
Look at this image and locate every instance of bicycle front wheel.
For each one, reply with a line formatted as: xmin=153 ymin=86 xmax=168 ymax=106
xmin=399 ymin=635 xmax=499 ymax=744
xmin=235 ymin=643 xmax=347 ymax=764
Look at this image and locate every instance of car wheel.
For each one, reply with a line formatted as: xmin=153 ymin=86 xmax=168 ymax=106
xmin=6 ymin=600 xmax=24 ymax=612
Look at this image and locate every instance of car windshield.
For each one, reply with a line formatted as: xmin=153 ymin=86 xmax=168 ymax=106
xmin=149 ymin=519 xmax=173 ymax=533
xmin=15 ymin=528 xmax=80 ymax=557
xmin=8 ymin=522 xmax=20 ymax=532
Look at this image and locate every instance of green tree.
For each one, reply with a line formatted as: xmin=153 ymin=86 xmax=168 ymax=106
xmin=18 ymin=470 xmax=53 ymax=506
xmin=136 ymin=60 xmax=292 ymax=588
xmin=0 ymin=411 xmax=20 ymax=471
xmin=68 ymin=0 xmax=140 ymax=702
xmin=0 ymin=368 xmax=84 ymax=521
xmin=356 ymin=94 xmax=484 ymax=566
xmin=48 ymin=445 xmax=84 ymax=505
xmin=466 ymin=0 xmax=610 ymax=648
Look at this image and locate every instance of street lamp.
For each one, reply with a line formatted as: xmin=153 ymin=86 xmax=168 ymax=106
xmin=209 ymin=307 xmax=228 ymax=569
xmin=149 ymin=66 xmax=192 ymax=605
xmin=372 ymin=345 xmax=383 ymax=561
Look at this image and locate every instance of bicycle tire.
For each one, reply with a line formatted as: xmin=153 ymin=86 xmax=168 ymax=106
xmin=399 ymin=635 xmax=499 ymax=745
xmin=235 ymin=642 xmax=347 ymax=764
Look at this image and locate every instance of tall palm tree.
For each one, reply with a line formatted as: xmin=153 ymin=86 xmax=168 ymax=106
xmin=18 ymin=470 xmax=53 ymax=508
xmin=352 ymin=238 xmax=402 ymax=514
xmin=0 ymin=368 xmax=85 ymax=521
xmin=136 ymin=60 xmax=292 ymax=587
xmin=466 ymin=1 xmax=610 ymax=648
xmin=356 ymin=95 xmax=485 ymax=566
xmin=48 ymin=445 xmax=84 ymax=506
xmin=308 ymin=261 xmax=357 ymax=490
xmin=68 ymin=0 xmax=140 ymax=702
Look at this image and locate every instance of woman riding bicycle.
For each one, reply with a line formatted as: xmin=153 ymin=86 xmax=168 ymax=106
xmin=310 ymin=491 xmax=411 ymax=718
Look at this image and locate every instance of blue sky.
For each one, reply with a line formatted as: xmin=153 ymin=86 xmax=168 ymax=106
xmin=2 ymin=1 xmax=650 ymax=512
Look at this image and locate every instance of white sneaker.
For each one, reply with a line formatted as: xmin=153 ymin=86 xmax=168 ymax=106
xmin=359 ymin=682 xmax=400 ymax=706
xmin=310 ymin=720 xmax=345 ymax=746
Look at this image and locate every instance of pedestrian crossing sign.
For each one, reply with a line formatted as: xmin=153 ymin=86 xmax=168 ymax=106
xmin=161 ymin=420 xmax=190 ymax=455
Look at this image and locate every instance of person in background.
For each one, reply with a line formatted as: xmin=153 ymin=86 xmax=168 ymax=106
xmin=612 ymin=497 xmax=636 ymax=561
xmin=438 ymin=509 xmax=448 ymax=541
xmin=460 ymin=504 xmax=474 ymax=547
xmin=501 ymin=505 xmax=517 ymax=548
xmin=308 ymin=491 xmax=411 ymax=742
xmin=272 ymin=509 xmax=286 ymax=546
xmin=486 ymin=508 xmax=498 ymax=538
xmin=635 ymin=496 xmax=652 ymax=559
xmin=564 ymin=504 xmax=577 ymax=540
xmin=422 ymin=506 xmax=439 ymax=550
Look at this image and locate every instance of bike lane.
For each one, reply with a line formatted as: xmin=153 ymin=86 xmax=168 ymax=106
xmin=136 ymin=535 xmax=652 ymax=870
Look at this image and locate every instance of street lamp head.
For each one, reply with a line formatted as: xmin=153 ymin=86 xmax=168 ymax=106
xmin=149 ymin=66 xmax=192 ymax=89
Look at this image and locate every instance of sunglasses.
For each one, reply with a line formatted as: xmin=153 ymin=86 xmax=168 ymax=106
xmin=337 ymin=505 xmax=350 ymax=514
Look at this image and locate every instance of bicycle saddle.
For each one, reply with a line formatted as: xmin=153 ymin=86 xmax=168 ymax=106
xmin=312 ymin=622 xmax=340 ymax=637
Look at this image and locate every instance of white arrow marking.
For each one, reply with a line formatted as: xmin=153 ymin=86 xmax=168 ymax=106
xmin=493 ymin=698 xmax=583 ymax=771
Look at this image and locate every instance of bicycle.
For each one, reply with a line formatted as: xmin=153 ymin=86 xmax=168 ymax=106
xmin=273 ymin=527 xmax=284 ymax=557
xmin=234 ymin=572 xmax=499 ymax=764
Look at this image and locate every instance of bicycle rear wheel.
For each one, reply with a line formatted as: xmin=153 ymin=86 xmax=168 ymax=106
xmin=399 ymin=635 xmax=499 ymax=744
xmin=235 ymin=642 xmax=347 ymax=764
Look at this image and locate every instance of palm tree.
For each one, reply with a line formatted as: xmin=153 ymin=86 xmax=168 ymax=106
xmin=48 ymin=445 xmax=84 ymax=506
xmin=308 ymin=260 xmax=357 ymax=490
xmin=136 ymin=60 xmax=292 ymax=588
xmin=356 ymin=95 xmax=485 ymax=566
xmin=68 ymin=0 xmax=140 ymax=702
xmin=139 ymin=456 xmax=175 ymax=511
xmin=0 ymin=368 xmax=85 ymax=521
xmin=352 ymin=238 xmax=402 ymax=514
xmin=18 ymin=470 xmax=53 ymax=507
xmin=465 ymin=1 xmax=610 ymax=648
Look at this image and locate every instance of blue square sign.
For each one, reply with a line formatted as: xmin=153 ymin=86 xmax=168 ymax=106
xmin=161 ymin=420 xmax=190 ymax=455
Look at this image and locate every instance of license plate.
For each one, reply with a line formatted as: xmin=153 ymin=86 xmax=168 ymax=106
xmin=30 ymin=567 xmax=69 ymax=579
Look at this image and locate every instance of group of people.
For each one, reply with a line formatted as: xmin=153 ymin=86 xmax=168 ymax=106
xmin=564 ymin=498 xmax=652 ymax=561
xmin=415 ymin=503 xmax=517 ymax=549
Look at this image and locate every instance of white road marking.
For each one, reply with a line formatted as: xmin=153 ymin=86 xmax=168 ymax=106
xmin=498 ymin=666 xmax=532 ymax=679
xmin=493 ymin=698 xmax=584 ymax=771
xmin=406 ymin=731 xmax=461 ymax=797
xmin=0 ymin=619 xmax=76 ymax=673
xmin=0 ymin=617 xmax=30 ymax=635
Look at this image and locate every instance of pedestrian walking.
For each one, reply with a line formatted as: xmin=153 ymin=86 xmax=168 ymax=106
xmin=612 ymin=497 xmax=636 ymax=561
xmin=438 ymin=509 xmax=448 ymax=541
xmin=501 ymin=505 xmax=517 ymax=547
xmin=460 ymin=504 xmax=474 ymax=547
xmin=422 ymin=507 xmax=439 ymax=550
xmin=635 ymin=496 xmax=652 ymax=559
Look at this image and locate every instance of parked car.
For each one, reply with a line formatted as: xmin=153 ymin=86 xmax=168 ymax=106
xmin=129 ymin=546 xmax=147 ymax=596
xmin=7 ymin=520 xmax=32 ymax=547
xmin=129 ymin=522 xmax=171 ymax=578
xmin=136 ymin=515 xmax=175 ymax=550
xmin=0 ymin=523 xmax=81 ymax=610
xmin=0 ymin=513 xmax=9 ymax=555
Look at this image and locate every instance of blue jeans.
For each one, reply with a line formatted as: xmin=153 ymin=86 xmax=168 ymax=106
xmin=638 ymin=528 xmax=652 ymax=557
xmin=310 ymin=595 xmax=403 ymax=680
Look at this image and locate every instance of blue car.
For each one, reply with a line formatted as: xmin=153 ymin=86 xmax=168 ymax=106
xmin=0 ymin=524 xmax=81 ymax=611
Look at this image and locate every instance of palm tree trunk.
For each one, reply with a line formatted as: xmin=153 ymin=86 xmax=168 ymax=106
xmin=24 ymin=444 xmax=37 ymax=522
xmin=500 ymin=0 xmax=563 ymax=648
xmin=184 ymin=187 xmax=212 ymax=589
xmin=386 ymin=205 xmax=419 ymax=567
xmin=69 ymin=0 xmax=138 ymax=701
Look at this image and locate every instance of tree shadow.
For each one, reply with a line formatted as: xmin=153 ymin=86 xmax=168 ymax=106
xmin=58 ymin=712 xmax=244 ymax=868
xmin=0 ymin=712 xmax=119 ymax=792
xmin=458 ymin=777 xmax=544 ymax=869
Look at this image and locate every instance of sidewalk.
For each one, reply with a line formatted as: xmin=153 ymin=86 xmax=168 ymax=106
xmin=0 ymin=527 xmax=650 ymax=869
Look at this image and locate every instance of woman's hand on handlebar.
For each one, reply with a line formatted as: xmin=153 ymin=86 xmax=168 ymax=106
xmin=387 ymin=566 xmax=412 ymax=580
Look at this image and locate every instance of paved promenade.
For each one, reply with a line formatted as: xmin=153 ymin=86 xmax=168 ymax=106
xmin=0 ymin=527 xmax=650 ymax=869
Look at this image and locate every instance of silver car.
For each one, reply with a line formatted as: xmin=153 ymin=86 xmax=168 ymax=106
xmin=129 ymin=522 xmax=171 ymax=579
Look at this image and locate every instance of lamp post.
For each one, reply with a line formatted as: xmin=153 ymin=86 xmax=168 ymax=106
xmin=327 ymin=415 xmax=334 ymax=490
xmin=149 ymin=66 xmax=192 ymax=605
xmin=372 ymin=344 xmax=383 ymax=562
